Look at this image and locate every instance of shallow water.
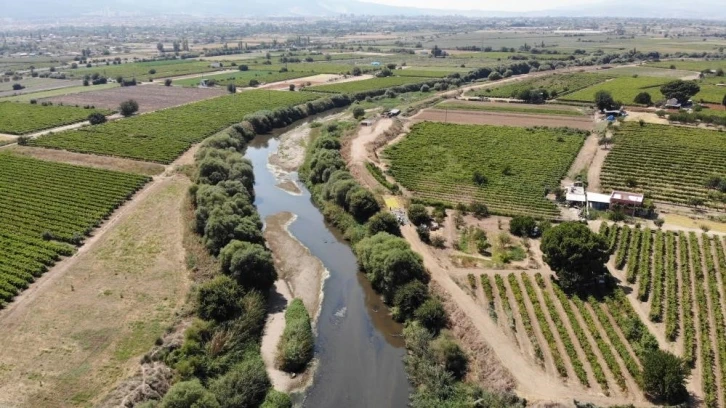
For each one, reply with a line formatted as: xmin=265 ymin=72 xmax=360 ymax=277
xmin=245 ymin=126 xmax=409 ymax=408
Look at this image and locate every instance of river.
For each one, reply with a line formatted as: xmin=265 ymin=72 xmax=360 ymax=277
xmin=245 ymin=124 xmax=410 ymax=408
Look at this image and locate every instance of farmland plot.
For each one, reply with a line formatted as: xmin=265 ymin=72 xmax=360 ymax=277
xmin=0 ymin=101 xmax=109 ymax=135
xmin=0 ymin=154 xmax=150 ymax=307
xmin=560 ymin=76 xmax=670 ymax=104
xmin=29 ymin=90 xmax=321 ymax=163
xmin=61 ymin=59 xmax=219 ymax=80
xmin=472 ymin=73 xmax=608 ymax=99
xmin=601 ymin=122 xmax=726 ymax=208
xmin=607 ymin=225 xmax=726 ymax=407
xmin=306 ymin=75 xmax=435 ymax=94
xmin=174 ymin=70 xmax=311 ymax=87
xmin=384 ymin=122 xmax=586 ymax=218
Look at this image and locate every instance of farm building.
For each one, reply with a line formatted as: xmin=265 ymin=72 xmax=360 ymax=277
xmin=664 ymin=98 xmax=681 ymax=109
xmin=209 ymin=62 xmax=222 ymax=68
xmin=565 ymin=183 xmax=643 ymax=211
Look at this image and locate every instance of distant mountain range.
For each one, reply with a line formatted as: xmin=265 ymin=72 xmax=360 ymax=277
xmin=5 ymin=0 xmax=726 ymax=20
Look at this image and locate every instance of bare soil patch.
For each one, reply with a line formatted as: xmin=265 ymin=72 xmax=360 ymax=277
xmin=264 ymin=212 xmax=325 ymax=319
xmin=0 ymin=176 xmax=191 ymax=408
xmin=257 ymin=74 xmax=373 ymax=91
xmin=6 ymin=145 xmax=165 ymax=176
xmin=413 ymin=108 xmax=594 ymax=130
xmin=41 ymin=84 xmax=226 ymax=113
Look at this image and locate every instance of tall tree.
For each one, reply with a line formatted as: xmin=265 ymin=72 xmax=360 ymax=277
xmin=540 ymin=222 xmax=609 ymax=292
xmin=660 ymin=80 xmax=700 ymax=104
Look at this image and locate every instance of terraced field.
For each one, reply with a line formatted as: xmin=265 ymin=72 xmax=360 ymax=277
xmin=606 ymin=224 xmax=726 ymax=408
xmin=601 ymin=122 xmax=726 ymax=208
xmin=0 ymin=154 xmax=150 ymax=307
xmin=471 ymin=73 xmax=608 ymax=99
xmin=29 ymin=90 xmax=321 ymax=163
xmin=476 ymin=271 xmax=657 ymax=397
xmin=384 ymin=122 xmax=586 ymax=218
xmin=0 ymin=101 xmax=109 ymax=135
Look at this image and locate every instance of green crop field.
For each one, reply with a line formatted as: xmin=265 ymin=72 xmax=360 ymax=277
xmin=384 ymin=122 xmax=586 ymax=218
xmin=394 ymin=69 xmax=453 ymax=78
xmin=242 ymin=62 xmax=375 ymax=75
xmin=29 ymin=90 xmax=321 ymax=163
xmin=0 ymin=83 xmax=119 ymax=103
xmin=592 ymin=66 xmax=698 ymax=78
xmin=0 ymin=101 xmax=110 ymax=135
xmin=647 ymin=60 xmax=726 ymax=72
xmin=472 ymin=73 xmax=608 ymax=99
xmin=0 ymin=154 xmax=150 ymax=307
xmin=601 ymin=122 xmax=726 ymax=207
xmin=437 ymin=101 xmax=588 ymax=116
xmin=560 ymin=76 xmax=671 ymax=104
xmin=62 ymin=59 xmax=220 ymax=80
xmin=694 ymin=84 xmax=726 ymax=104
xmin=174 ymin=70 xmax=311 ymax=87
xmin=306 ymin=75 xmax=434 ymax=94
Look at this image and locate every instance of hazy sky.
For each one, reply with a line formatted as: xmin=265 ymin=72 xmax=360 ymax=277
xmin=359 ymin=0 xmax=603 ymax=12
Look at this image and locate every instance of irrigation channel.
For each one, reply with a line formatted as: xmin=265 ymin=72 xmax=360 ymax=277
xmin=245 ymin=117 xmax=410 ymax=407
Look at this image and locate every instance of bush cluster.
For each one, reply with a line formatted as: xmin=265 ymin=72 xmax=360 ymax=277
xmin=275 ymin=299 xmax=314 ymax=373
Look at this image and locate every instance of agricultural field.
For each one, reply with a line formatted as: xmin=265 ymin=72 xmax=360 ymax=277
xmin=0 ymin=77 xmax=82 ymax=98
xmin=560 ymin=76 xmax=670 ymax=104
xmin=243 ymin=62 xmax=375 ymax=75
xmin=471 ymin=73 xmax=608 ymax=99
xmin=592 ymin=66 xmax=699 ymax=78
xmin=0 ymin=101 xmax=110 ymax=135
xmin=394 ymin=69 xmax=454 ymax=78
xmin=61 ymin=59 xmax=221 ymax=80
xmin=601 ymin=122 xmax=726 ymax=208
xmin=646 ymin=59 xmax=726 ymax=72
xmin=437 ymin=100 xmax=589 ymax=117
xmin=174 ymin=70 xmax=311 ymax=87
xmin=693 ymin=83 xmax=726 ymax=103
xmin=306 ymin=75 xmax=434 ymax=94
xmin=475 ymin=271 xmax=656 ymax=397
xmin=29 ymin=90 xmax=321 ymax=163
xmin=384 ymin=122 xmax=586 ymax=218
xmin=0 ymin=83 xmax=119 ymax=103
xmin=0 ymin=153 xmax=150 ymax=307
xmin=41 ymin=84 xmax=226 ymax=113
xmin=604 ymin=224 xmax=726 ymax=407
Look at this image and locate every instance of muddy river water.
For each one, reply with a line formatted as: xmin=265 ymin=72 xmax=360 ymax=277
xmin=245 ymin=125 xmax=410 ymax=407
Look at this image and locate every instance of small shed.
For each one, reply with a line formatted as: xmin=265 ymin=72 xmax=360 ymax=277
xmin=587 ymin=193 xmax=612 ymax=211
xmin=209 ymin=62 xmax=222 ymax=68
xmin=371 ymin=61 xmax=381 ymax=67
xmin=361 ymin=119 xmax=374 ymax=126
xmin=610 ymin=191 xmax=644 ymax=207
xmin=388 ymin=109 xmax=401 ymax=117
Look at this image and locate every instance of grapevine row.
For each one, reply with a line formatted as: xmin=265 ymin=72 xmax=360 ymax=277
xmin=664 ymin=232 xmax=679 ymax=340
xmin=648 ymin=230 xmax=665 ymax=321
xmin=502 ymin=274 xmax=544 ymax=365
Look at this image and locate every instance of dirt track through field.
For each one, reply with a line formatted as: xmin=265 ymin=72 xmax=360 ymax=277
xmin=413 ymin=108 xmax=595 ymax=130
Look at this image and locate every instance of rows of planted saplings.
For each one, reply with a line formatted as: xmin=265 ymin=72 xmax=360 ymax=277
xmin=477 ymin=270 xmax=658 ymax=395
xmin=605 ymin=222 xmax=726 ymax=407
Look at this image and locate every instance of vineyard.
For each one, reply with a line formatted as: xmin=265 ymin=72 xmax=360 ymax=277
xmin=62 ymin=59 xmax=219 ymax=80
xmin=29 ymin=90 xmax=322 ymax=163
xmin=436 ymin=101 xmax=587 ymax=117
xmin=469 ymin=271 xmax=657 ymax=397
xmin=0 ymin=154 xmax=150 ymax=308
xmin=472 ymin=73 xmax=608 ymax=99
xmin=0 ymin=101 xmax=109 ymax=135
xmin=305 ymin=75 xmax=435 ymax=94
xmin=244 ymin=62 xmax=375 ymax=75
xmin=560 ymin=76 xmax=670 ymax=104
xmin=384 ymin=122 xmax=586 ymax=218
xmin=601 ymin=122 xmax=726 ymax=208
xmin=174 ymin=70 xmax=311 ymax=87
xmin=604 ymin=223 xmax=726 ymax=407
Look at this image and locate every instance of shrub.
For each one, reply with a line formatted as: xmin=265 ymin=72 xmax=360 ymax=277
xmin=469 ymin=202 xmax=489 ymax=219
xmin=219 ymin=240 xmax=277 ymax=291
xmin=642 ymin=349 xmax=688 ymax=404
xmin=249 ymin=79 xmax=260 ymax=87
xmin=196 ymin=275 xmax=243 ymax=323
xmin=260 ymin=390 xmax=292 ymax=408
xmin=276 ymin=299 xmax=314 ymax=373
xmin=165 ymin=78 xmax=173 ymax=86
xmin=210 ymin=357 xmax=270 ymax=408
xmin=12 ymin=83 xmax=24 ymax=90
xmin=149 ymin=69 xmax=157 ymax=75
xmin=393 ymin=280 xmax=429 ymax=322
xmin=227 ymin=83 xmax=237 ymax=94
xmin=352 ymin=106 xmax=365 ymax=119
xmin=488 ymin=71 xmax=502 ymax=81
xmin=420 ymin=84 xmax=430 ymax=92
xmin=119 ymin=99 xmax=139 ymax=117
xmin=634 ymin=91 xmax=653 ymax=106
xmin=415 ymin=298 xmax=447 ymax=334
xmin=430 ymin=235 xmax=446 ymax=248
xmin=408 ymin=204 xmax=430 ymax=226
xmin=160 ymin=380 xmax=219 ymax=408
xmin=430 ymin=331 xmax=468 ymax=380
xmin=239 ymin=65 xmax=248 ymax=71
xmin=509 ymin=216 xmax=537 ymax=237
xmin=366 ymin=212 xmax=401 ymax=236
xmin=87 ymin=112 xmax=107 ymax=125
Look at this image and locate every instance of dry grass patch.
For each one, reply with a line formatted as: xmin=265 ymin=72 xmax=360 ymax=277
xmin=0 ymin=176 xmax=191 ymax=408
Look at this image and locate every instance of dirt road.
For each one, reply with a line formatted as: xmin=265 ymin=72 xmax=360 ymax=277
xmin=345 ymin=117 xmax=395 ymax=190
